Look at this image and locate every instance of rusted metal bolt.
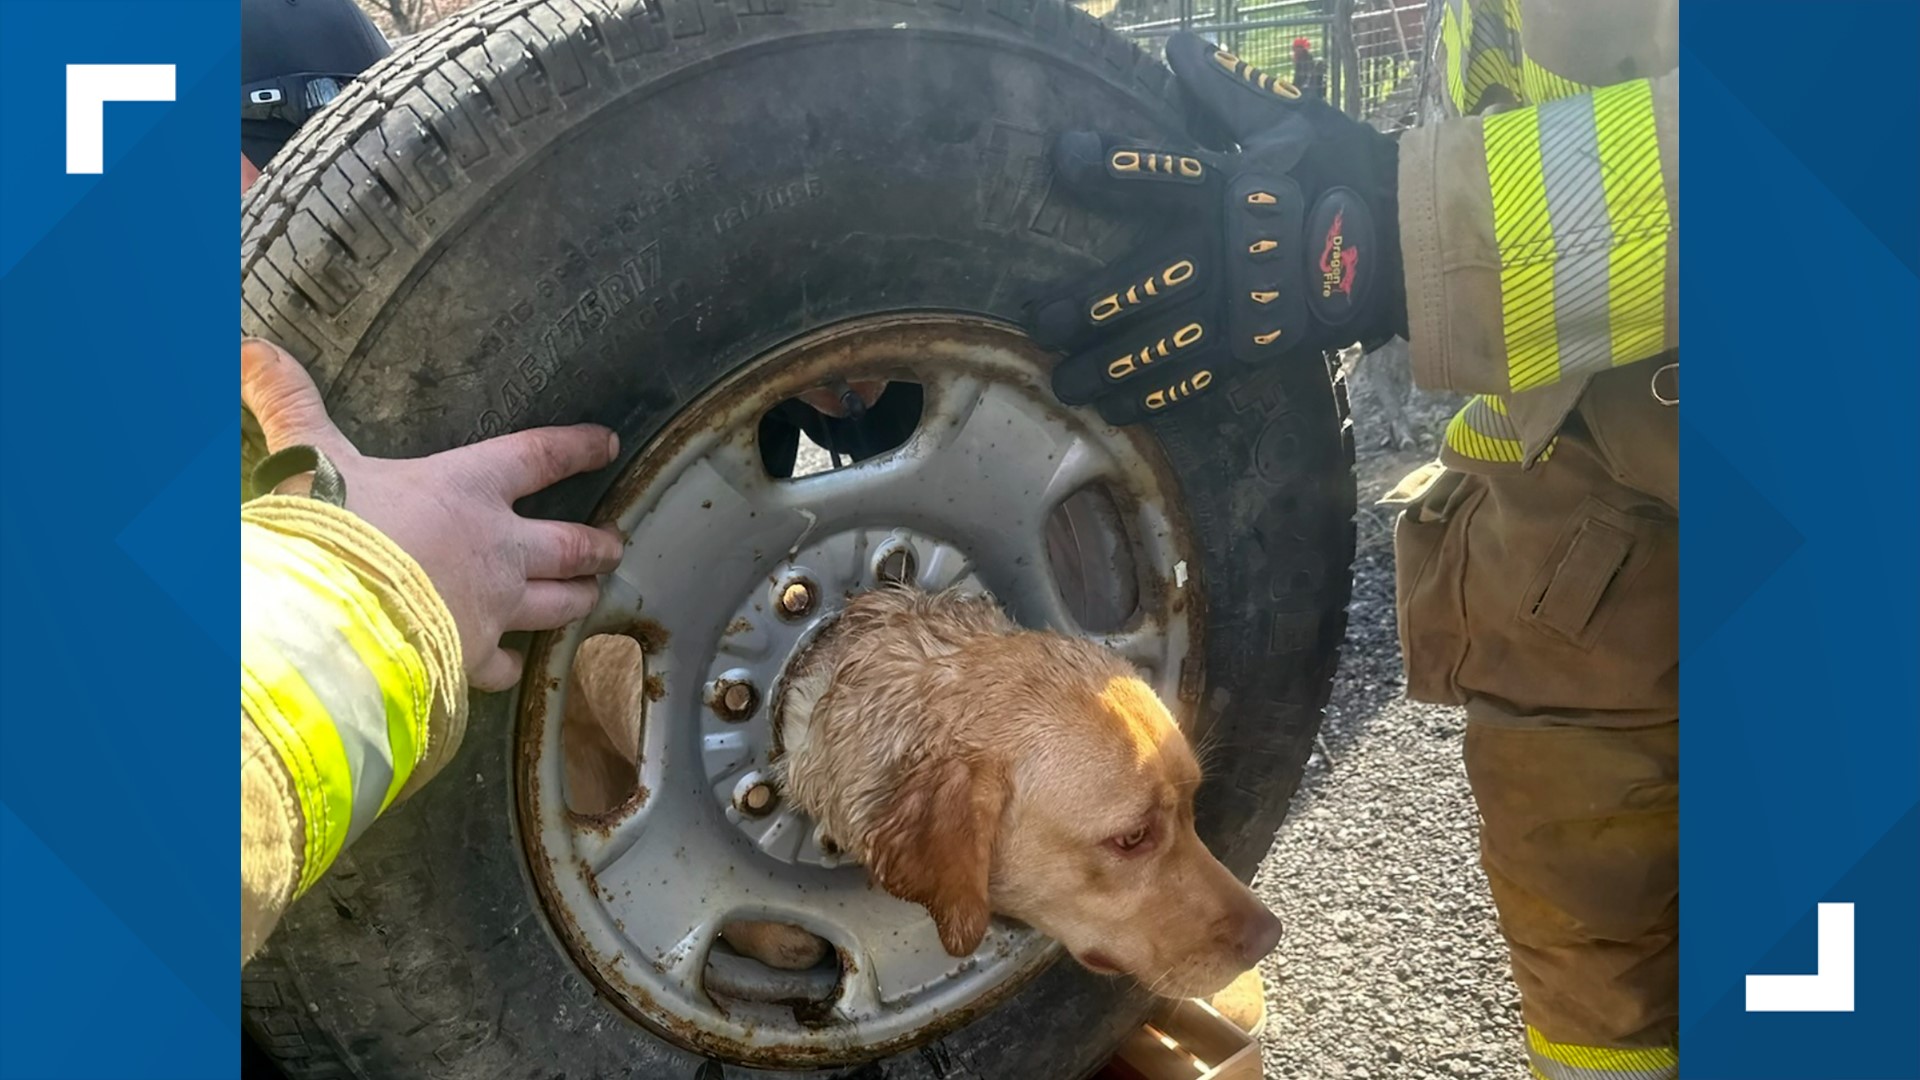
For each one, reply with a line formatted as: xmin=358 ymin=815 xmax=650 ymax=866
xmin=723 ymin=683 xmax=752 ymax=713
xmin=876 ymin=547 xmax=916 ymax=587
xmin=737 ymin=780 xmax=776 ymax=817
xmin=778 ymin=580 xmax=815 ymax=618
xmin=712 ymin=678 xmax=756 ymax=721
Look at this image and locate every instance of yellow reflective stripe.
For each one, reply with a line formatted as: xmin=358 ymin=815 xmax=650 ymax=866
xmin=1593 ymin=80 xmax=1671 ymax=368
xmin=1445 ymin=395 xmax=1556 ymax=466
xmin=1497 ymin=0 xmax=1587 ymax=105
xmin=1441 ymin=0 xmax=1522 ymax=115
xmin=243 ymin=524 xmax=434 ymax=889
xmin=337 ymin=579 xmax=425 ymax=816
xmin=1446 ymin=395 xmax=1517 ymax=463
xmin=1484 ymin=80 xmax=1671 ymax=392
xmin=1463 ymin=36 xmax=1517 ymax=114
xmin=1440 ymin=0 xmax=1588 ymax=116
xmin=241 ymin=638 xmax=353 ymax=894
xmin=1527 ymin=1027 xmax=1678 ymax=1080
xmin=1440 ymin=2 xmax=1468 ymax=114
xmin=1447 ymin=412 xmax=1521 ymax=463
xmin=252 ymin=525 xmax=429 ymax=815
xmin=1483 ymin=105 xmax=1561 ymax=391
xmin=298 ymin=546 xmax=428 ymax=816
xmin=1523 ymin=56 xmax=1589 ymax=104
xmin=1467 ymin=0 xmax=1518 ymax=109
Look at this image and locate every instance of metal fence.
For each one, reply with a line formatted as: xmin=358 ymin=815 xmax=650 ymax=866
xmin=1073 ymin=0 xmax=1429 ymax=131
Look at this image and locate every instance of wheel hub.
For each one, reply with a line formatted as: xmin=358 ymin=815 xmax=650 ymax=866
xmin=702 ymin=528 xmax=988 ymax=869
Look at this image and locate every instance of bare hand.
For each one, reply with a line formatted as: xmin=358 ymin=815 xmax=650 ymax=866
xmin=242 ymin=339 xmax=624 ymax=690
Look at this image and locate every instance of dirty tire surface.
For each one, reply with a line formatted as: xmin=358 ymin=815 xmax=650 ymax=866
xmin=241 ymin=0 xmax=1355 ymax=1076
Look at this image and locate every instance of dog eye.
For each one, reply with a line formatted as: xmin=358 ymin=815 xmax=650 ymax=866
xmin=1112 ymin=826 xmax=1150 ymax=852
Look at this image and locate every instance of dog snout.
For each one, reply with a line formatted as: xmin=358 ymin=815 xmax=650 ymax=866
xmin=1232 ymin=903 xmax=1283 ymax=966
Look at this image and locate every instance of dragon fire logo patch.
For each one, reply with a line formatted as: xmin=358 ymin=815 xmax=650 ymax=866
xmin=1320 ymin=210 xmax=1359 ymax=299
xmin=1304 ymin=187 xmax=1374 ymax=325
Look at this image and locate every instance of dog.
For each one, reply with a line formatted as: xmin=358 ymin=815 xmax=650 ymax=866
xmin=721 ymin=587 xmax=1281 ymax=999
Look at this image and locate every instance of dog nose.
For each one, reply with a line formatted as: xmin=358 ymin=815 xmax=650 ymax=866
xmin=1234 ymin=905 xmax=1284 ymax=965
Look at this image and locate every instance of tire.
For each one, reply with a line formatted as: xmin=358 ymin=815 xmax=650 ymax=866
xmin=239 ymin=1 xmax=1356 ymax=1076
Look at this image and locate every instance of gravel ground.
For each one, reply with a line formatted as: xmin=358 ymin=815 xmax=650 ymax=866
xmin=1248 ymin=388 xmax=1526 ymax=1080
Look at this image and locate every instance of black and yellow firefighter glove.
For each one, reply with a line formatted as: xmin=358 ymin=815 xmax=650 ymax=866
xmin=1028 ymin=32 xmax=1406 ymax=425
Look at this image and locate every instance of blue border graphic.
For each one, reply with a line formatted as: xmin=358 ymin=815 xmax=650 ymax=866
xmin=1 ymin=0 xmax=1916 ymax=1077
xmin=1681 ymin=1 xmax=1919 ymax=1077
xmin=1 ymin=2 xmax=235 ymax=1078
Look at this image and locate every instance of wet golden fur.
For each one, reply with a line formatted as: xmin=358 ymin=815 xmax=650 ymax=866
xmin=740 ymin=587 xmax=1281 ymax=997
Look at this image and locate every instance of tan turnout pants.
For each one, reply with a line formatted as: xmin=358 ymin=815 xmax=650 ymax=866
xmin=1393 ymin=361 xmax=1679 ymax=1051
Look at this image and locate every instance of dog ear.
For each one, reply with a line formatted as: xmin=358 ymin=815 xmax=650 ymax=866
xmin=863 ymin=755 xmax=1009 ymax=957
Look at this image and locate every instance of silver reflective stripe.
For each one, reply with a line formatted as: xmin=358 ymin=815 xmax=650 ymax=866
xmin=1535 ymin=93 xmax=1612 ymax=387
xmin=251 ymin=584 xmax=397 ymax=847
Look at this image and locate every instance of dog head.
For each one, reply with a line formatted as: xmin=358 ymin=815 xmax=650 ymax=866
xmin=987 ymin=642 xmax=1281 ymax=998
xmin=831 ymin=602 xmax=1281 ymax=999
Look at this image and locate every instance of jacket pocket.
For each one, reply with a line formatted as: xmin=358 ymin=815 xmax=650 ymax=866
xmin=1519 ymin=498 xmax=1646 ymax=649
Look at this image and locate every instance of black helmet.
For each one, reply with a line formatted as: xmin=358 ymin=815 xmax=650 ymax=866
xmin=241 ymin=0 xmax=391 ymax=167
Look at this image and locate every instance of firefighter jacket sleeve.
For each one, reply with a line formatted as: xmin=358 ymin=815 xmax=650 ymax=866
xmin=241 ymin=495 xmax=467 ymax=963
xmin=1402 ymin=0 xmax=1677 ymax=469
xmin=1397 ymin=71 xmax=1676 ymax=423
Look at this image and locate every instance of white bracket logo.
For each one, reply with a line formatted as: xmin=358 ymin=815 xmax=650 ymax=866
xmin=66 ymin=64 xmax=176 ymax=174
xmin=1745 ymin=902 xmax=1855 ymax=1012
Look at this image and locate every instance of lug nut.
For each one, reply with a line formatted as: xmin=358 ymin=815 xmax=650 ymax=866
xmin=734 ymin=773 xmax=778 ymax=817
xmin=876 ymin=546 xmax=917 ymax=586
xmin=712 ymin=678 xmax=757 ymax=721
xmin=778 ymin=580 xmax=815 ymax=618
xmin=723 ymin=683 xmax=752 ymax=713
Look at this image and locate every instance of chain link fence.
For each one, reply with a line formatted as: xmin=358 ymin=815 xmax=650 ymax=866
xmin=1074 ymin=0 xmax=1431 ymax=131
